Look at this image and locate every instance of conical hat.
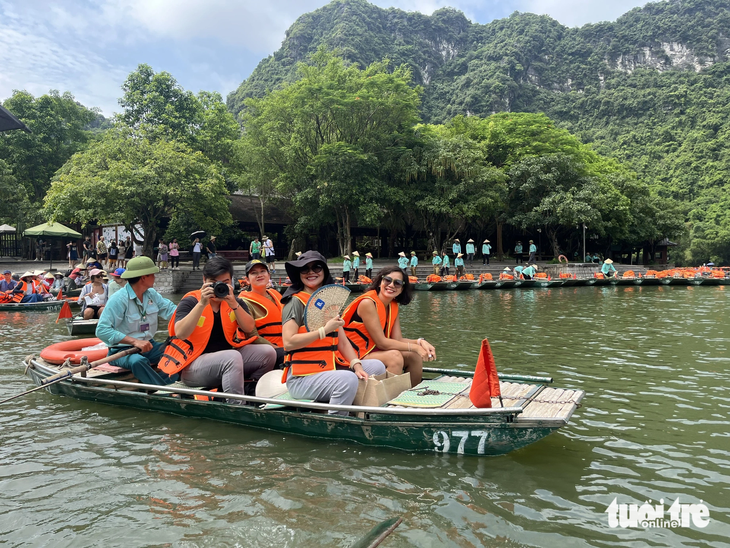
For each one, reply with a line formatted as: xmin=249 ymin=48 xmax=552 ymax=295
xmin=398 ymin=252 xmax=405 ymax=257
xmin=352 ymin=251 xmax=359 ymax=256
xmin=255 ymin=370 xmax=288 ymax=398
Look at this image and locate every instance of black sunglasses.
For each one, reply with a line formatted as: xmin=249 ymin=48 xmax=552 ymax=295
xmin=382 ymin=275 xmax=404 ymax=288
xmin=301 ymin=264 xmax=324 ymax=274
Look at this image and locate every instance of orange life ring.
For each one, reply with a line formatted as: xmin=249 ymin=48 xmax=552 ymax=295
xmin=558 ymin=255 xmax=568 ymax=264
xmin=40 ymin=338 xmax=108 ymax=365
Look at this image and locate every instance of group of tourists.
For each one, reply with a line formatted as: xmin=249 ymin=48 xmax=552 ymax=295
xmin=0 ymin=269 xmax=63 ymax=303
xmin=68 ymin=235 xmax=136 ymax=270
xmin=94 ymin=252 xmax=436 ymax=415
xmin=343 ymin=251 xmax=373 ymax=281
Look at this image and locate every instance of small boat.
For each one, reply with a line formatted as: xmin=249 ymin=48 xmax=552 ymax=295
xmin=687 ymin=277 xmax=704 ymax=286
xmin=639 ymin=277 xmax=660 ymax=286
xmin=496 ymin=280 xmax=522 ymax=289
xmin=447 ymin=281 xmax=475 ymax=290
xmin=412 ymin=283 xmax=432 ymax=291
xmin=0 ymin=300 xmax=63 ymax=312
xmin=344 ymin=282 xmax=366 ymax=293
xmin=65 ymin=317 xmax=99 ymax=336
xmin=22 ymin=359 xmax=584 ymax=457
xmin=427 ymin=282 xmax=451 ymax=291
xmin=475 ymin=280 xmax=499 ymax=290
xmin=520 ymin=279 xmax=564 ymax=289
xmin=559 ymin=279 xmax=578 ymax=287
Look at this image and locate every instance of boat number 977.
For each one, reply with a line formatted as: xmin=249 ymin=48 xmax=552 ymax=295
xmin=432 ymin=430 xmax=490 ymax=454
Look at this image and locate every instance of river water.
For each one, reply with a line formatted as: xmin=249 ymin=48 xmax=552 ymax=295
xmin=1 ymin=285 xmax=728 ymax=547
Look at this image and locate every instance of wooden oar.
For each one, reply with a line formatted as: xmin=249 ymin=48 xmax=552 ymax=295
xmin=1 ymin=347 xmax=140 ymax=404
xmin=350 ymin=517 xmax=403 ymax=548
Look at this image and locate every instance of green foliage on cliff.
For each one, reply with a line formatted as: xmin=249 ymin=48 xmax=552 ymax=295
xmin=228 ymin=0 xmax=730 ymax=262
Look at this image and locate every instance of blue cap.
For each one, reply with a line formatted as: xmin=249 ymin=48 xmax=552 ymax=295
xmin=3 ymin=270 xmax=11 ymax=274
xmin=111 ymin=268 xmax=126 ymax=277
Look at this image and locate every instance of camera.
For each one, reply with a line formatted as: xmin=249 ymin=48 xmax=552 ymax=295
xmin=211 ymin=281 xmax=230 ymax=298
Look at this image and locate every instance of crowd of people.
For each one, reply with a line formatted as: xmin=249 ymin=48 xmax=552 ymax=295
xmin=88 ymin=253 xmax=437 ymax=415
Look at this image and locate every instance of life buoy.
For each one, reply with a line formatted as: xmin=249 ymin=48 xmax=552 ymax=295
xmin=558 ymin=255 xmax=568 ymax=264
xmin=40 ymin=338 xmax=108 ymax=365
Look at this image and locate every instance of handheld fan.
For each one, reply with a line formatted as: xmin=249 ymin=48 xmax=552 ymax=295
xmin=303 ymin=284 xmax=351 ymax=332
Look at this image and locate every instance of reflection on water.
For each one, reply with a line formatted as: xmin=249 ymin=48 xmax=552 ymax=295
xmin=1 ymin=286 xmax=729 ymax=547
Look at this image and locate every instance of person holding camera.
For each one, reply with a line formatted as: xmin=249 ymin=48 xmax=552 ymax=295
xmin=158 ymin=257 xmax=277 ymax=402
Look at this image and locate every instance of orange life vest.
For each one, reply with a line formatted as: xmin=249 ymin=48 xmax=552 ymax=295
xmin=12 ymin=280 xmax=31 ymax=302
xmin=238 ymin=288 xmax=283 ymax=347
xmin=158 ymin=290 xmax=257 ymax=376
xmin=283 ymin=292 xmax=340 ymax=377
xmin=341 ymin=290 xmax=398 ymax=359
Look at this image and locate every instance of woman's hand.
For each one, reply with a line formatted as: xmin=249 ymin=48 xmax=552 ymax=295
xmin=324 ymin=315 xmax=345 ymax=334
xmin=417 ymin=338 xmax=437 ymax=361
xmin=352 ymin=361 xmax=368 ymax=380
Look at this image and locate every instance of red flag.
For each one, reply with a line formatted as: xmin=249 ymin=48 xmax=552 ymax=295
xmin=55 ymin=301 xmax=73 ymax=323
xmin=56 ymin=287 xmax=63 ymax=301
xmin=469 ymin=338 xmax=502 ymax=408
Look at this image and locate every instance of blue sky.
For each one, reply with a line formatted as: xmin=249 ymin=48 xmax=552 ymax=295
xmin=0 ymin=0 xmax=649 ymax=116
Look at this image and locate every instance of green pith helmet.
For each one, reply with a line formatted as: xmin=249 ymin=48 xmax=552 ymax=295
xmin=121 ymin=256 xmax=160 ymax=279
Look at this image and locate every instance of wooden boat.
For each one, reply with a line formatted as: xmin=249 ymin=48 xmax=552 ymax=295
xmin=559 ymin=279 xmax=578 ymax=287
xmin=0 ymin=300 xmax=63 ymax=312
xmin=22 ymin=359 xmax=584 ymax=457
xmin=496 ymin=280 xmax=522 ymax=289
xmin=639 ymin=277 xmax=660 ymax=286
xmin=427 ymin=281 xmax=451 ymax=291
xmin=65 ymin=317 xmax=99 ymax=336
xmin=687 ymin=277 xmax=704 ymax=286
xmin=344 ymin=282 xmax=366 ymax=293
xmin=475 ymin=280 xmax=499 ymax=290
xmin=413 ymin=283 xmax=432 ymax=291
xmin=520 ymin=279 xmax=564 ymax=289
xmin=447 ymin=281 xmax=475 ymax=290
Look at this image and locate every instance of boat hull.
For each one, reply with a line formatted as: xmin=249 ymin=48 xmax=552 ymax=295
xmin=475 ymin=281 xmax=499 ymax=290
xmin=0 ymin=300 xmax=63 ymax=312
xmin=413 ymin=283 xmax=432 ymax=291
xmin=24 ymin=360 xmax=576 ymax=457
xmin=447 ymin=281 xmax=475 ymax=290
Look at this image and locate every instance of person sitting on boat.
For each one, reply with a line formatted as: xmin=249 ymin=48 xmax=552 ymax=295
xmin=342 ymin=254 xmax=352 ymax=283
xmin=409 ymin=251 xmax=418 ymax=277
xmin=78 ymin=268 xmax=108 ymax=319
xmin=397 ymin=252 xmax=408 ymax=270
xmin=365 ymin=252 xmax=373 ymax=279
xmin=342 ymin=266 xmax=435 ymax=386
xmin=107 ymin=268 xmax=127 ymax=297
xmin=601 ymin=259 xmax=617 ymax=278
xmin=11 ymin=272 xmax=44 ymax=303
xmin=455 ymin=253 xmax=465 ymax=278
xmin=431 ymin=251 xmax=442 ymax=275
xmin=50 ymin=272 xmax=64 ymax=293
xmin=159 ymin=257 xmax=276 ymax=402
xmin=521 ymin=264 xmax=537 ymax=280
xmin=96 ymin=256 xmax=180 ymax=386
xmin=440 ymin=251 xmax=450 ymax=276
xmin=352 ymin=251 xmax=360 ymax=279
xmin=86 ymin=257 xmax=102 ymax=271
xmin=0 ymin=270 xmax=16 ymax=292
xmin=281 ymin=251 xmax=386 ymax=415
xmin=238 ymin=259 xmax=285 ymax=366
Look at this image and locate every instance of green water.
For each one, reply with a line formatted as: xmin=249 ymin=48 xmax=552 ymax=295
xmin=1 ymin=285 xmax=728 ymax=547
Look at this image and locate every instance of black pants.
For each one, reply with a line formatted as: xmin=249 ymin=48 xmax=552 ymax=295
xmin=343 ymin=271 xmax=350 ymax=282
xmin=366 ymin=269 xmax=372 ymax=279
xmin=353 ymin=269 xmax=359 ymax=279
xmin=440 ymin=266 xmax=449 ymax=276
xmin=192 ymin=252 xmax=201 ymax=270
xmin=170 ymin=255 xmax=179 ymax=268
xmin=515 ymin=253 xmax=523 ymax=264
xmin=467 ymin=253 xmax=474 ymax=264
xmin=483 ymin=255 xmax=490 ymax=265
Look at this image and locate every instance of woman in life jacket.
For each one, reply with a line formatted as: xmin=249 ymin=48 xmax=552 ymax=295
xmin=341 ymin=266 xmax=436 ymax=386
xmin=281 ymin=251 xmax=385 ymax=415
xmin=160 ymin=257 xmax=276 ymax=402
xmin=12 ymin=272 xmax=43 ymax=303
xmin=238 ymin=259 xmax=286 ymax=366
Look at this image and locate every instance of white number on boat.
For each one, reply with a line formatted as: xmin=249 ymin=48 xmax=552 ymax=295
xmin=433 ymin=430 xmax=491 ymax=454
xmin=432 ymin=431 xmax=450 ymax=453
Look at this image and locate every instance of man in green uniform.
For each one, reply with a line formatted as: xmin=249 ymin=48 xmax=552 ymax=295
xmin=441 ymin=252 xmax=450 ymax=276
xmin=365 ymin=252 xmax=373 ymax=278
xmin=431 ymin=251 xmax=442 ymax=274
xmin=409 ymin=251 xmax=418 ymax=277
xmin=455 ymin=253 xmax=465 ymax=278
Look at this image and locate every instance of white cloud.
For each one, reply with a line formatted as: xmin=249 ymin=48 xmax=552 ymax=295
xmin=517 ymin=0 xmax=649 ymax=27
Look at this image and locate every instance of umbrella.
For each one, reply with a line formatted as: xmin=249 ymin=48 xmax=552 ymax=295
xmin=0 ymin=105 xmax=31 ymax=133
xmin=190 ymin=230 xmax=206 ymax=240
xmin=0 ymin=224 xmax=16 ymax=234
xmin=23 ymin=222 xmax=82 ymax=270
xmin=707 ymin=262 xmax=715 ymax=267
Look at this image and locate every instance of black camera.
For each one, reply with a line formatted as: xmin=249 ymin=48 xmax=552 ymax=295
xmin=211 ymin=281 xmax=230 ymax=298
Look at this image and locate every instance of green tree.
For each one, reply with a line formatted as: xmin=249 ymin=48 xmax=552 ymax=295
xmin=0 ymin=90 xmax=97 ymax=202
xmin=44 ymin=129 xmax=232 ymax=256
xmin=241 ymin=49 xmax=421 ymax=254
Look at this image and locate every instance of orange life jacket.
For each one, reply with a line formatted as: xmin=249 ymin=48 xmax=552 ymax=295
xmin=283 ymin=292 xmax=340 ymax=377
xmin=238 ymin=288 xmax=283 ymax=347
xmin=341 ymin=290 xmax=399 ymax=359
xmin=158 ymin=290 xmax=257 ymax=376
xmin=12 ymin=280 xmax=31 ymax=302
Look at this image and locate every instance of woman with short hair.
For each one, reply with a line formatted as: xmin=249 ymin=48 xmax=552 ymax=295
xmin=341 ymin=266 xmax=435 ymax=386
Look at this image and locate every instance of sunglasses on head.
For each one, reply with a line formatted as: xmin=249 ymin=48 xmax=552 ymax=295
xmin=301 ymin=264 xmax=324 ymax=274
xmin=382 ymin=275 xmax=404 ymax=288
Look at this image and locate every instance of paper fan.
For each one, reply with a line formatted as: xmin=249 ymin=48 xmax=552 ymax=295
xmin=303 ymin=284 xmax=351 ymax=332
